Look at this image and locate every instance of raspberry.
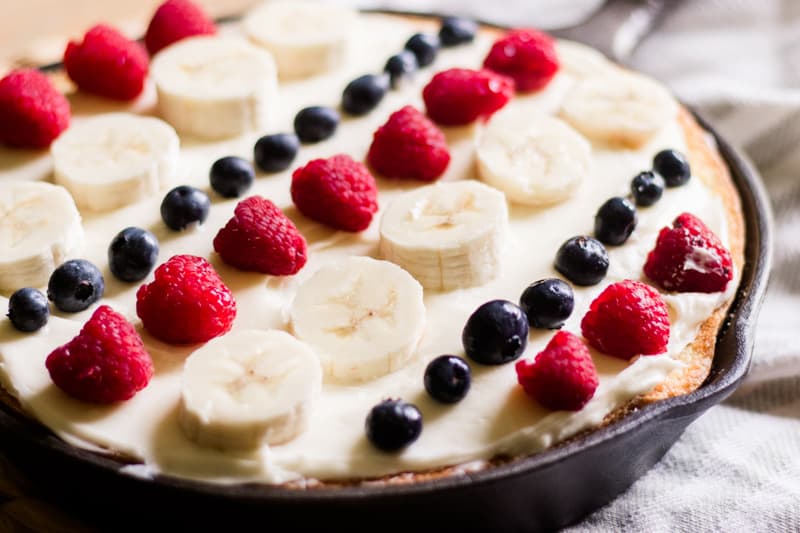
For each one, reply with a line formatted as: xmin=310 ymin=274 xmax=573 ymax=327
xmin=214 ymin=196 xmax=307 ymax=275
xmin=145 ymin=0 xmax=217 ymax=55
xmin=483 ymin=28 xmax=559 ymax=92
xmin=422 ymin=68 xmax=514 ymax=126
xmin=136 ymin=255 xmax=236 ymax=344
xmin=64 ymin=24 xmax=148 ymax=101
xmin=644 ymin=212 xmax=734 ymax=293
xmin=0 ymin=69 xmax=70 ymax=149
xmin=291 ymin=154 xmax=378 ymax=232
xmin=45 ymin=305 xmax=153 ymax=404
xmin=515 ymin=331 xmax=598 ymax=411
xmin=367 ymin=105 xmax=451 ymax=181
xmin=581 ymin=280 xmax=670 ymax=360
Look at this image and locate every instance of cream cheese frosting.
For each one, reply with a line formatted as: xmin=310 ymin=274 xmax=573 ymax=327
xmin=0 ymin=13 xmax=736 ymax=484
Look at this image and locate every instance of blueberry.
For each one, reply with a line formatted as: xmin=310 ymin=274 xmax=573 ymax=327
xmin=462 ymin=300 xmax=529 ymax=365
xmin=47 ymin=259 xmax=104 ymax=313
xmin=594 ymin=196 xmax=637 ymax=246
xmin=404 ymin=33 xmax=440 ymax=67
xmin=160 ymin=185 xmax=210 ymax=231
xmin=294 ymin=106 xmax=340 ymax=144
xmin=342 ymin=74 xmax=389 ymax=116
xmin=254 ymin=133 xmax=299 ymax=173
xmin=424 ymin=355 xmax=471 ymax=404
xmin=653 ymin=149 xmax=691 ymax=187
xmin=439 ymin=16 xmax=477 ymax=46
xmin=7 ymin=288 xmax=49 ymax=332
xmin=108 ymin=227 xmax=159 ymax=282
xmin=630 ymin=170 xmax=665 ymax=207
xmin=365 ymin=399 xmax=423 ymax=452
xmin=209 ymin=156 xmax=254 ymax=198
xmin=519 ymin=279 xmax=574 ymax=329
xmin=384 ymin=50 xmax=418 ymax=89
xmin=554 ymin=236 xmax=609 ymax=286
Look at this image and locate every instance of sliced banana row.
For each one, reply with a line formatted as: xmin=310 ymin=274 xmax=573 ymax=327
xmin=243 ymin=0 xmax=357 ymax=79
xmin=379 ymin=181 xmax=509 ymax=291
xmin=151 ymin=36 xmax=278 ymax=139
xmin=0 ymin=181 xmax=83 ymax=294
xmin=179 ymin=329 xmax=322 ymax=451
xmin=290 ymin=256 xmax=426 ymax=383
xmin=51 ymin=113 xmax=179 ymax=212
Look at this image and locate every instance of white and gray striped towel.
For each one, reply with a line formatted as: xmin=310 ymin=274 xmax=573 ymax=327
xmin=345 ymin=0 xmax=799 ymax=529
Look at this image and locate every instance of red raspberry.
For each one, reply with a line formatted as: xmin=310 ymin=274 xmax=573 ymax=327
xmin=483 ymin=28 xmax=559 ymax=92
xmin=214 ymin=196 xmax=307 ymax=275
xmin=136 ymin=255 xmax=236 ymax=344
xmin=367 ymin=105 xmax=450 ymax=181
xmin=422 ymin=68 xmax=514 ymax=126
xmin=145 ymin=0 xmax=217 ymax=55
xmin=64 ymin=24 xmax=149 ymax=101
xmin=581 ymin=280 xmax=670 ymax=360
xmin=644 ymin=212 xmax=734 ymax=293
xmin=0 ymin=69 xmax=70 ymax=149
xmin=291 ymin=154 xmax=378 ymax=232
xmin=46 ymin=305 xmax=154 ymax=404
xmin=515 ymin=331 xmax=598 ymax=411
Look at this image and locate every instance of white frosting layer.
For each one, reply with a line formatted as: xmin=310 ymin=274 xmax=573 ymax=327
xmin=0 ymin=14 xmax=735 ymax=484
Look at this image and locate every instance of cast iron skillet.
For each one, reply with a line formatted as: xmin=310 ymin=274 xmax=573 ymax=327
xmin=0 ymin=12 xmax=773 ymax=533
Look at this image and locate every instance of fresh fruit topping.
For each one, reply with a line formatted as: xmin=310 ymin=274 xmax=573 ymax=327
xmin=594 ymin=197 xmax=638 ymax=246
xmin=0 ymin=69 xmax=70 ymax=149
xmin=7 ymin=288 xmax=49 ymax=333
xmin=179 ymin=329 xmax=322 ymax=450
xmin=555 ymin=236 xmax=609 ymax=286
xmin=108 ymin=227 xmax=160 ymax=283
xmin=365 ymin=399 xmax=423 ymax=452
xmin=644 ymin=212 xmax=733 ymax=293
xmin=47 ymin=259 xmax=105 ymax=313
xmin=630 ymin=170 xmax=665 ymax=207
xmin=254 ymin=133 xmax=299 ymax=173
xmin=483 ymin=28 xmax=559 ymax=92
xmin=160 ymin=185 xmax=211 ymax=231
xmin=424 ymin=355 xmax=471 ymax=404
xmin=64 ymin=24 xmax=148 ymax=101
xmin=520 ymin=278 xmax=574 ymax=329
xmin=367 ymin=105 xmax=451 ymax=181
xmin=209 ymin=156 xmax=255 ymax=198
xmin=439 ymin=17 xmax=477 ymax=47
xmin=463 ymin=300 xmax=529 ymax=365
xmin=384 ymin=51 xmax=418 ymax=89
xmin=342 ymin=74 xmax=389 ymax=116
xmin=423 ymin=68 xmax=514 ymax=126
xmin=144 ymin=0 xmax=216 ymax=55
xmin=581 ymin=280 xmax=670 ymax=359
xmin=45 ymin=305 xmax=153 ymax=403
xmin=214 ymin=196 xmax=308 ymax=275
xmin=515 ymin=330 xmax=598 ymax=411
xmin=136 ymin=255 xmax=236 ymax=344
xmin=404 ymin=33 xmax=440 ymax=67
xmin=379 ymin=180 xmax=508 ymax=290
xmin=290 ymin=256 xmax=426 ymax=383
xmin=294 ymin=106 xmax=340 ymax=143
xmin=653 ymin=149 xmax=691 ymax=187
xmin=291 ymin=154 xmax=378 ymax=232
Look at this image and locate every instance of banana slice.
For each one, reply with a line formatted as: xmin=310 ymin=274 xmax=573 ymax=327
xmin=560 ymin=72 xmax=678 ymax=148
xmin=290 ymin=256 xmax=425 ymax=383
xmin=51 ymin=113 xmax=179 ymax=212
xmin=0 ymin=181 xmax=83 ymax=294
xmin=476 ymin=105 xmax=592 ymax=206
xmin=179 ymin=329 xmax=322 ymax=451
xmin=555 ymin=40 xmax=617 ymax=79
xmin=243 ymin=0 xmax=357 ymax=79
xmin=151 ymin=36 xmax=278 ymax=139
xmin=379 ymin=180 xmax=508 ymax=290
